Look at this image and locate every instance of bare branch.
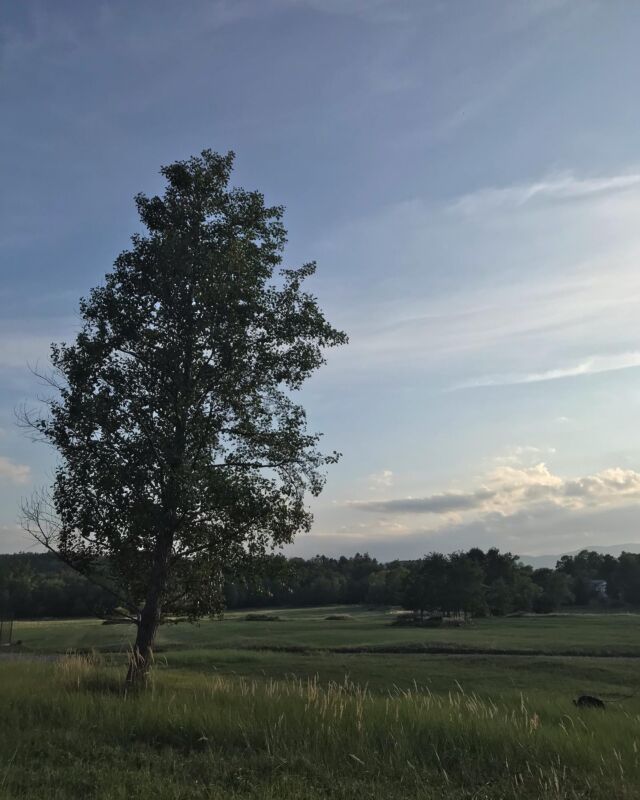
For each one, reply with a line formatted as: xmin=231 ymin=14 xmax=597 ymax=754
xmin=20 ymin=490 xmax=141 ymax=618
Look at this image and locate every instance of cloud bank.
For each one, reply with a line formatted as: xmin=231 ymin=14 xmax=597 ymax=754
xmin=351 ymin=463 xmax=640 ymax=518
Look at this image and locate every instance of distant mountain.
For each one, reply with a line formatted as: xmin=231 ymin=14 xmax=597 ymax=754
xmin=520 ymin=543 xmax=640 ymax=569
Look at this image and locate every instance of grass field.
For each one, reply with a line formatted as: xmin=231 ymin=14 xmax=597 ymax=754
xmin=2 ymin=607 xmax=640 ymax=798
xmin=14 ymin=605 xmax=640 ymax=655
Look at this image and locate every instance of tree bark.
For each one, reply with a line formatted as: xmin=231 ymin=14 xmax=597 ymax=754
xmin=126 ymin=534 xmax=172 ymax=685
xmin=126 ymin=595 xmax=161 ymax=684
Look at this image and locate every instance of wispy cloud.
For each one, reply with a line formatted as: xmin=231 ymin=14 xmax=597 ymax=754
xmin=320 ymin=167 xmax=640 ymax=392
xmin=281 ymin=0 xmax=419 ymax=22
xmin=450 ymin=172 xmax=640 ymax=215
xmin=0 ymin=315 xmax=78 ymax=371
xmin=0 ymin=456 xmax=30 ymax=485
xmin=452 ymin=351 xmax=640 ymax=390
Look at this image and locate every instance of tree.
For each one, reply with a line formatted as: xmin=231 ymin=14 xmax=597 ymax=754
xmin=444 ymin=552 xmax=486 ymax=617
xmin=532 ymin=569 xmax=574 ymax=612
xmin=557 ymin=550 xmax=606 ymax=605
xmin=23 ymin=150 xmax=347 ymax=682
xmin=402 ymin=553 xmax=449 ymax=619
xmin=510 ymin=570 xmax=541 ymax=613
xmin=613 ymin=552 xmax=640 ymax=605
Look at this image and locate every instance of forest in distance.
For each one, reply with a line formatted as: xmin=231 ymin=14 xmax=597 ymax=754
xmin=3 ymin=547 xmax=640 ymax=621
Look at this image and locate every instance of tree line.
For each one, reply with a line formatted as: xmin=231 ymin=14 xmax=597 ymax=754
xmin=2 ymin=547 xmax=640 ymax=620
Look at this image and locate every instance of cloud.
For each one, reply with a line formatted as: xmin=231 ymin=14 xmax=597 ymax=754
xmin=319 ymin=165 xmax=640 ymax=396
xmin=0 ymin=456 xmax=30 ymax=485
xmin=351 ymin=488 xmax=496 ymax=515
xmin=349 ymin=463 xmax=640 ymax=518
xmin=452 ymin=351 xmax=640 ymax=390
xmin=450 ymin=172 xmax=640 ymax=215
xmin=0 ymin=334 xmax=56 ymax=370
xmin=368 ymin=469 xmax=394 ymax=490
xmin=289 ymin=500 xmax=640 ymax=562
xmin=0 ymin=315 xmax=78 ymax=371
xmin=300 ymin=461 xmax=640 ymax=561
xmin=492 ymin=445 xmax=557 ymax=465
xmin=0 ymin=525 xmax=32 ymax=554
xmin=280 ymin=0 xmax=418 ymax=22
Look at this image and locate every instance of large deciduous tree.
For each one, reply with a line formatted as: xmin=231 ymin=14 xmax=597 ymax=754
xmin=23 ymin=150 xmax=346 ymax=681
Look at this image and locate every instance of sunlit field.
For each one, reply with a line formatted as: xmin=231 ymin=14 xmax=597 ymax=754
xmin=2 ymin=608 xmax=640 ymax=798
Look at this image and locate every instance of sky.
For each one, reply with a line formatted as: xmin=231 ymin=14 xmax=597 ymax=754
xmin=3 ymin=0 xmax=640 ymax=559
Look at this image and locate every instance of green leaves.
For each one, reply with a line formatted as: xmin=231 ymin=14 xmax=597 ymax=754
xmin=33 ymin=150 xmax=347 ymax=620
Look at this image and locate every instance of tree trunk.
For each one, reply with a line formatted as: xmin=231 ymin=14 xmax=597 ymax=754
xmin=126 ymin=385 xmax=186 ymax=685
xmin=126 ymin=594 xmax=162 ymax=684
xmin=126 ymin=535 xmax=172 ymax=685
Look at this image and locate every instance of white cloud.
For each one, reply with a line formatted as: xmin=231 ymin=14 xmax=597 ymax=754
xmin=350 ymin=463 xmax=640 ymax=519
xmin=368 ymin=469 xmax=394 ymax=490
xmin=491 ymin=445 xmax=556 ymax=466
xmin=452 ymin=351 xmax=640 ymax=390
xmin=303 ymin=458 xmax=640 ymax=560
xmin=450 ymin=172 xmax=640 ymax=215
xmin=0 ymin=456 xmax=30 ymax=485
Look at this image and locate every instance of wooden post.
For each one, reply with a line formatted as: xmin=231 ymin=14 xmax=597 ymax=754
xmin=0 ymin=615 xmax=14 ymax=645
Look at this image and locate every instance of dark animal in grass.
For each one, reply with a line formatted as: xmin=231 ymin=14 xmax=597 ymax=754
xmin=574 ymin=695 xmax=606 ymax=709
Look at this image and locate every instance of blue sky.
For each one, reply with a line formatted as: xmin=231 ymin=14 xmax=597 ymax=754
xmin=3 ymin=0 xmax=640 ymax=558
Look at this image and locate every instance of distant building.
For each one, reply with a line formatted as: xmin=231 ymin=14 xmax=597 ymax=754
xmin=589 ymin=579 xmax=608 ymax=598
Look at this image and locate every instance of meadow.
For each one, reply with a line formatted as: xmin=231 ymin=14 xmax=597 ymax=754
xmin=2 ymin=607 xmax=640 ymax=798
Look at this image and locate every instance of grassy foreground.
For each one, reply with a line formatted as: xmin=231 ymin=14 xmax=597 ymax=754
xmin=1 ymin=655 xmax=640 ymax=799
xmin=5 ymin=610 xmax=640 ymax=797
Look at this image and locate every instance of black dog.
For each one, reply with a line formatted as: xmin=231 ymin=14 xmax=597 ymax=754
xmin=573 ymin=695 xmax=606 ymax=709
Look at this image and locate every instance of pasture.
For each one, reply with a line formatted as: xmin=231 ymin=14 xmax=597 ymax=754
xmin=2 ymin=608 xmax=640 ymax=798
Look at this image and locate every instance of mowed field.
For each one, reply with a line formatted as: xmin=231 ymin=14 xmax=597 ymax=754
xmin=11 ymin=606 xmax=640 ymax=697
xmin=2 ymin=608 xmax=640 ymax=798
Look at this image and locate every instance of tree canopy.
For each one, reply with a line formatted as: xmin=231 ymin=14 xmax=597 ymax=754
xmin=5 ymin=547 xmax=640 ymax=621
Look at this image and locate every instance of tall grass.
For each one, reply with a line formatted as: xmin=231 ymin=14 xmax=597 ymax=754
xmin=1 ymin=655 xmax=639 ymax=798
